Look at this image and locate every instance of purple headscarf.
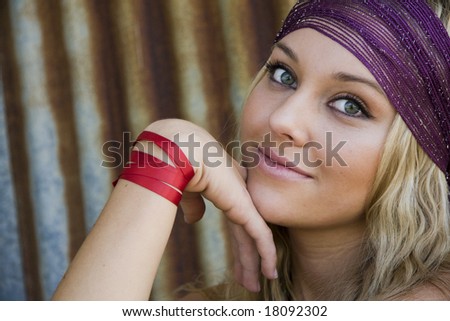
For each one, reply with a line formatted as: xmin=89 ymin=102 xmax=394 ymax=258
xmin=275 ymin=0 xmax=450 ymax=186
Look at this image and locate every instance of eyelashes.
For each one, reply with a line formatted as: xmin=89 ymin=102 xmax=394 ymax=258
xmin=329 ymin=94 xmax=373 ymax=119
xmin=264 ymin=60 xmax=373 ymax=119
xmin=265 ymin=61 xmax=297 ymax=88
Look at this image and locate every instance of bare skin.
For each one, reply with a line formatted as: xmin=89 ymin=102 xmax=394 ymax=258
xmin=237 ymin=28 xmax=446 ymax=300
xmin=53 ymin=28 xmax=446 ymax=301
xmin=52 ymin=119 xmax=277 ymax=300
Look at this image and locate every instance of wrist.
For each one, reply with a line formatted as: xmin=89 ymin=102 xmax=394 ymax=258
xmin=114 ymin=125 xmax=196 ymax=205
xmin=144 ymin=119 xmax=216 ymax=191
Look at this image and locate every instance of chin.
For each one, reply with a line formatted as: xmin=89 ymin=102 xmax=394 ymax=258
xmin=247 ymin=178 xmax=366 ymax=230
xmin=246 ymin=179 xmax=301 ymax=227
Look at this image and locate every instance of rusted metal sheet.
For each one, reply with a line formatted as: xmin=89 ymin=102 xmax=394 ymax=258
xmin=0 ymin=0 xmax=295 ymax=300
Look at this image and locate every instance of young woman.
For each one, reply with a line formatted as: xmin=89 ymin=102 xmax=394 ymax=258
xmin=53 ymin=0 xmax=450 ymax=300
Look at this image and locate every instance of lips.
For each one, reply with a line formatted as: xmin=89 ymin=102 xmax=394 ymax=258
xmin=258 ymin=147 xmax=314 ymax=179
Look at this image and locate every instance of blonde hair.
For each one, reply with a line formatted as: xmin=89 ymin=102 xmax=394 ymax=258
xmin=202 ymin=0 xmax=450 ymax=300
xmin=220 ymin=115 xmax=450 ymax=301
xmin=361 ymin=116 xmax=450 ymax=299
xmin=230 ymin=115 xmax=450 ymax=300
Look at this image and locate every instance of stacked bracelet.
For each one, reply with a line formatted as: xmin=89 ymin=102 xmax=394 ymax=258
xmin=113 ymin=131 xmax=195 ymax=205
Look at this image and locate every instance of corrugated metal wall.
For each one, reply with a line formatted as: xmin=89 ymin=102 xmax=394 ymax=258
xmin=0 ymin=0 xmax=295 ymax=300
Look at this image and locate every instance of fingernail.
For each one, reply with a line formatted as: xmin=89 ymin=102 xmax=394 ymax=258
xmin=273 ymin=270 xmax=278 ymax=279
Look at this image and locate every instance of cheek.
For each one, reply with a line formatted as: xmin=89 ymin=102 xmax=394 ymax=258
xmin=240 ymin=102 xmax=261 ymax=142
xmin=316 ymin=139 xmax=384 ymax=216
xmin=245 ymin=137 xmax=385 ymax=229
xmin=246 ymin=175 xmax=315 ymax=226
xmin=240 ymin=84 xmax=274 ymax=142
xmin=336 ymin=140 xmax=383 ymax=189
xmin=239 ymin=81 xmax=391 ymax=228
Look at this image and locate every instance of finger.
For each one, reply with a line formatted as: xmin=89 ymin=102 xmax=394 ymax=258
xmin=242 ymin=215 xmax=278 ymax=280
xmin=179 ymin=191 xmax=206 ymax=224
xmin=229 ymin=227 xmax=244 ymax=285
xmin=198 ymin=157 xmax=277 ymax=280
xmin=204 ymin=171 xmax=278 ymax=280
xmin=223 ymin=196 xmax=277 ymax=281
xmin=228 ymin=222 xmax=261 ymax=292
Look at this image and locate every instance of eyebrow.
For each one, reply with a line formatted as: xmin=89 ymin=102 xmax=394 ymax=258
xmin=273 ymin=42 xmax=298 ymax=62
xmin=333 ymin=72 xmax=385 ymax=95
xmin=274 ymin=42 xmax=385 ymax=96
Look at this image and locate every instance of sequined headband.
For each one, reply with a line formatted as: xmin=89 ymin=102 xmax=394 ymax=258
xmin=275 ymin=0 xmax=450 ymax=186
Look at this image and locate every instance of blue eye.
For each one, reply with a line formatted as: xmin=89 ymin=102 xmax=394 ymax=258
xmin=330 ymin=96 xmax=371 ymax=118
xmin=265 ymin=62 xmax=297 ymax=88
xmin=273 ymin=68 xmax=295 ymax=86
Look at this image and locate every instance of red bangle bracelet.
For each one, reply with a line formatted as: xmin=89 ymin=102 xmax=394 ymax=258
xmin=113 ymin=131 xmax=195 ymax=205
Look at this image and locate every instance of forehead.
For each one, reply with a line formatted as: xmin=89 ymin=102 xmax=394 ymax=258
xmin=274 ymin=28 xmax=378 ymax=81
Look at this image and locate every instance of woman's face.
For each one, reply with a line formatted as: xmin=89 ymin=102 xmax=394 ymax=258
xmin=240 ymin=28 xmax=396 ymax=229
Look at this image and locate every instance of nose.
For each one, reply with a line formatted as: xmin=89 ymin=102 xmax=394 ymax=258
xmin=268 ymin=91 xmax=318 ymax=147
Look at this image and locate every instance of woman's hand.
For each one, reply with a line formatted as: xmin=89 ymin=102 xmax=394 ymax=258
xmin=53 ymin=118 xmax=276 ymax=300
xmin=148 ymin=119 xmax=278 ymax=292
